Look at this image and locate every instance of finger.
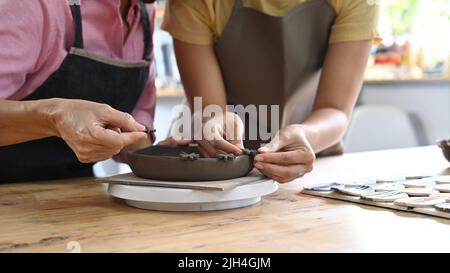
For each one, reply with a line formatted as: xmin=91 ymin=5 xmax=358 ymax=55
xmin=206 ymin=123 xmax=242 ymax=155
xmin=224 ymin=112 xmax=244 ymax=143
xmin=197 ymin=140 xmax=225 ymax=158
xmin=172 ymin=139 xmax=192 ymax=146
xmin=197 ymin=140 xmax=217 ymax=158
xmin=256 ymin=167 xmax=285 ymax=182
xmin=254 ymin=149 xmax=313 ymax=165
xmin=254 ymin=162 xmax=309 ymax=183
xmin=102 ymin=106 xmax=146 ymax=132
xmin=197 ymin=145 xmax=212 ymax=158
xmin=211 ymin=139 xmax=243 ymax=155
xmin=258 ymin=133 xmax=284 ymax=153
xmin=203 ymin=118 xmax=224 ymax=142
xmin=90 ymin=126 xmax=124 ymax=148
xmin=118 ymin=132 xmax=148 ymax=147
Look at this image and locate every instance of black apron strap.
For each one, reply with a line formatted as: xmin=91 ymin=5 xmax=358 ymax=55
xmin=69 ymin=0 xmax=84 ymax=48
xmin=68 ymin=0 xmax=152 ymax=59
xmin=138 ymin=0 xmax=152 ymax=61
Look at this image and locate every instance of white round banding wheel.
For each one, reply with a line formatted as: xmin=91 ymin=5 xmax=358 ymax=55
xmin=108 ymin=180 xmax=278 ymax=212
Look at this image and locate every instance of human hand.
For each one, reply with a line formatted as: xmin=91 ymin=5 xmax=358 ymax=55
xmin=196 ymin=111 xmax=244 ymax=157
xmin=254 ymin=124 xmax=315 ymax=183
xmin=49 ymin=99 xmax=148 ymax=163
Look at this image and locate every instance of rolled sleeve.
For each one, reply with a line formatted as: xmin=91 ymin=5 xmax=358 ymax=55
xmin=330 ymin=0 xmax=381 ymax=44
xmin=161 ymin=0 xmax=215 ymax=45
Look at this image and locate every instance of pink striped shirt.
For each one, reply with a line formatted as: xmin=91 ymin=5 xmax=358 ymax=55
xmin=0 ymin=0 xmax=156 ymax=127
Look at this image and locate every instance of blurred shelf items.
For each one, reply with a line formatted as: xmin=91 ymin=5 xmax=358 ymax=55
xmin=365 ymin=0 xmax=450 ymax=82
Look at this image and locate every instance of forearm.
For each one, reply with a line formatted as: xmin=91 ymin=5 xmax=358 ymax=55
xmin=300 ymin=40 xmax=372 ymax=154
xmin=0 ymin=99 xmax=58 ymax=146
xmin=173 ymin=39 xmax=228 ymax=111
xmin=299 ymin=108 xmax=348 ymax=153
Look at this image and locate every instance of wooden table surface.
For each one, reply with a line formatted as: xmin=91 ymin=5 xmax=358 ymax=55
xmin=1 ymin=146 xmax=449 ymax=253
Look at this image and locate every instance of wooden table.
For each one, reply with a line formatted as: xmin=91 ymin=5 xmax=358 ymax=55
xmin=1 ymin=146 xmax=449 ymax=253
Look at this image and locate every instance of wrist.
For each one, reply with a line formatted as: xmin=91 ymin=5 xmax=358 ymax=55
xmin=291 ymin=124 xmax=316 ymax=140
xmin=28 ymin=98 xmax=63 ymax=138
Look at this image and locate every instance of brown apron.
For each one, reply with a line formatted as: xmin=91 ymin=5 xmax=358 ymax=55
xmin=215 ymin=0 xmax=337 ymax=150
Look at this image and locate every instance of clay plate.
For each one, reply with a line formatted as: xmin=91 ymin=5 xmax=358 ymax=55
xmin=128 ymin=145 xmax=254 ymax=181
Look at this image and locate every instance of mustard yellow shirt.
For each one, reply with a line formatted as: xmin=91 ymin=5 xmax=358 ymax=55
xmin=162 ymin=0 xmax=381 ymax=45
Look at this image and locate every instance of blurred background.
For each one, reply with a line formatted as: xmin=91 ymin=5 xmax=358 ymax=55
xmin=95 ymin=0 xmax=450 ymax=176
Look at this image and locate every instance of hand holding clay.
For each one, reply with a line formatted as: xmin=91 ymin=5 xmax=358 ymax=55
xmin=254 ymin=124 xmax=315 ymax=183
xmin=197 ymin=111 xmax=244 ymax=158
xmin=50 ymin=99 xmax=148 ymax=163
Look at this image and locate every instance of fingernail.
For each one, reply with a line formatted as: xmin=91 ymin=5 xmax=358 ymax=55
xmin=254 ymin=155 xmax=263 ymax=161
xmin=136 ymin=123 xmax=146 ymax=131
xmin=258 ymin=147 xmax=268 ymax=153
xmin=254 ymin=163 xmax=264 ymax=170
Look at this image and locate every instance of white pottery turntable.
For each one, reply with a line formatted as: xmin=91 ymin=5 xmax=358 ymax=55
xmin=102 ymin=171 xmax=278 ymax=212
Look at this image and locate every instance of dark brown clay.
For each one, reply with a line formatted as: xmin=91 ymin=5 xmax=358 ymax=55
xmin=128 ymin=145 xmax=255 ymax=181
xmin=437 ymin=139 xmax=450 ymax=163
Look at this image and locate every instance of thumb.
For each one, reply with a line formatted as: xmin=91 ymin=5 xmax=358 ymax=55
xmin=258 ymin=132 xmax=285 ymax=153
xmin=119 ymin=132 xmax=148 ymax=147
xmin=103 ymin=107 xmax=146 ymax=132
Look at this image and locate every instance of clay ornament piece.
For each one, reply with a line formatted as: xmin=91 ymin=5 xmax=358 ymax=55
xmin=434 ymin=184 xmax=450 ymax=193
xmin=128 ymin=145 xmax=254 ymax=181
xmin=361 ymin=190 xmax=408 ymax=202
xmin=401 ymin=187 xmax=439 ymax=197
xmin=243 ymin=149 xmax=258 ymax=157
xmin=372 ymin=183 xmax=405 ymax=192
xmin=430 ymin=193 xmax=450 ymax=201
xmin=217 ymin=154 xmax=237 ymax=161
xmin=179 ymin=152 xmax=200 ymax=161
xmin=333 ymin=185 xmax=374 ymax=196
xmin=399 ymin=178 xmax=436 ymax=188
xmin=394 ymin=196 xmax=447 ymax=208
xmin=435 ymin=175 xmax=450 ymax=184
xmin=435 ymin=203 xmax=450 ymax=213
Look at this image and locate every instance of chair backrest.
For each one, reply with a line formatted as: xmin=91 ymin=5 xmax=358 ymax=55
xmin=344 ymin=105 xmax=420 ymax=153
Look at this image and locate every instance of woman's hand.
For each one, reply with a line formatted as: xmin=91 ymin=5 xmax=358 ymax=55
xmin=49 ymin=99 xmax=148 ymax=163
xmin=197 ymin=111 xmax=244 ymax=157
xmin=254 ymin=124 xmax=315 ymax=183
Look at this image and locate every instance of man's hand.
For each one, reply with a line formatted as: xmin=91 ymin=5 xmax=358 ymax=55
xmin=254 ymin=124 xmax=315 ymax=183
xmin=49 ymin=99 xmax=148 ymax=163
